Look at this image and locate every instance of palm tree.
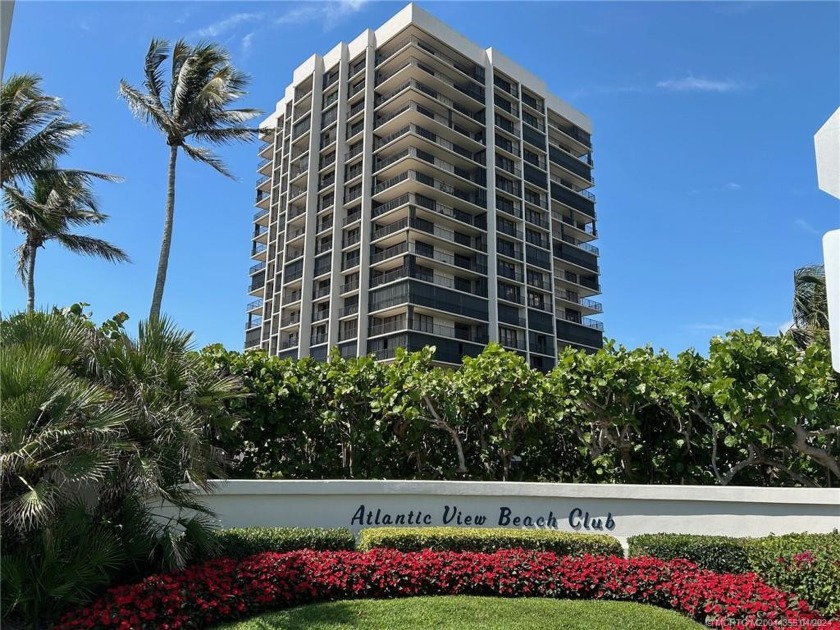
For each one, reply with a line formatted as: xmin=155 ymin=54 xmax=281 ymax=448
xmin=0 ymin=74 xmax=119 ymax=193
xmin=1 ymin=310 xmax=241 ymax=624
xmin=118 ymin=39 xmax=262 ymax=320
xmin=790 ymin=264 xmax=828 ymax=349
xmin=3 ymin=172 xmax=129 ymax=312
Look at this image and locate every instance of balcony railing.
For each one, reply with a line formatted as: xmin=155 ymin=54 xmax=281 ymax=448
xmin=374 ymin=146 xmax=483 ymax=185
xmin=339 ymin=305 xmax=359 ymax=317
xmin=345 ymin=143 xmax=364 ymax=161
xmin=369 ymin=317 xmax=487 ymax=344
xmin=374 ymin=99 xmax=482 ymax=144
xmin=561 ymin=233 xmax=600 ymax=255
xmin=550 ymin=174 xmax=596 ymax=201
xmin=340 ymin=278 xmax=360 ymax=293
xmin=249 ymin=261 xmax=266 ymax=274
xmin=557 ymin=311 xmax=604 ymax=331
xmin=555 ymin=290 xmax=603 ymax=312
xmin=253 ymin=208 xmax=269 ymax=221
xmin=377 ymin=34 xmax=485 ymax=84
xmin=246 ymin=299 xmax=263 ymax=311
xmin=283 ymin=290 xmax=302 ymax=304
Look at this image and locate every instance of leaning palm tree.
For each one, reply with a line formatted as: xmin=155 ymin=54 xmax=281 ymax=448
xmin=3 ymin=171 xmax=130 ymax=311
xmin=118 ymin=39 xmax=262 ymax=320
xmin=789 ymin=264 xmax=828 ymax=349
xmin=0 ymin=74 xmax=119 ymax=192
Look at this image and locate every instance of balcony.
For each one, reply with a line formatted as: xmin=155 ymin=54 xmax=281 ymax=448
xmin=555 ymin=290 xmax=603 ymax=313
xmin=312 ymin=310 xmax=330 ymax=323
xmin=499 ymin=336 xmax=527 ymax=351
xmin=374 ymin=146 xmax=484 ymax=187
xmin=493 ymin=75 xmax=518 ymax=98
xmin=377 ymin=34 xmax=485 ymax=85
xmin=370 ymin=237 xmax=487 ymax=274
xmin=280 ymin=314 xmax=301 ymax=327
xmin=249 ymin=261 xmax=266 ymax=274
xmin=375 ymin=76 xmax=484 ymax=125
xmin=557 ymin=311 xmax=604 ymax=331
xmin=547 ymin=120 xmax=592 ymax=149
xmin=370 ymin=265 xmax=486 ymax=298
xmin=246 ymin=299 xmax=263 ymax=312
xmin=560 ymin=233 xmax=600 ymax=256
xmin=283 ymin=290 xmax=302 ymax=305
xmin=369 ymin=316 xmax=487 ymax=344
xmin=374 ymin=100 xmax=482 ymax=146
xmin=339 ymin=304 xmax=359 ymax=317
xmin=340 ymin=278 xmax=360 ymax=293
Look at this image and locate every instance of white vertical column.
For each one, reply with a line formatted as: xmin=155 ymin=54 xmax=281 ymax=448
xmin=356 ymin=32 xmax=378 ymax=358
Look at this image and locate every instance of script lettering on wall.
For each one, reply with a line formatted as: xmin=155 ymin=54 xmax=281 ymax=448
xmin=350 ymin=504 xmax=616 ymax=531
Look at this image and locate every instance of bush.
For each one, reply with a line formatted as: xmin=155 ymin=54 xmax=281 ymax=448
xmin=627 ymin=534 xmax=751 ymax=573
xmin=746 ymin=532 xmax=840 ymax=617
xmin=211 ymin=528 xmax=355 ymax=559
xmin=628 ymin=531 xmax=840 ymax=616
xmin=358 ymin=527 xmax=622 ymax=556
xmin=57 ymin=549 xmax=836 ymax=629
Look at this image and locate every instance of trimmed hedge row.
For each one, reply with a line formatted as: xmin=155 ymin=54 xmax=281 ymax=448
xmin=210 ymin=528 xmax=355 ymax=559
xmin=358 ymin=527 xmax=623 ymax=556
xmin=628 ymin=531 xmax=840 ymax=616
xmin=627 ymin=534 xmax=750 ymax=573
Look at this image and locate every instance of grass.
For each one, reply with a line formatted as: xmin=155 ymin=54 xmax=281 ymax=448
xmin=212 ymin=596 xmax=706 ymax=629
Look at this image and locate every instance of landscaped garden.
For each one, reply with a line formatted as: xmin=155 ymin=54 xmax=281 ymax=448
xmin=52 ymin=527 xmax=840 ymax=629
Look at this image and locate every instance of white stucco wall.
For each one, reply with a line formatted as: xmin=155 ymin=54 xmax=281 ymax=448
xmin=175 ymin=480 xmax=839 ymax=548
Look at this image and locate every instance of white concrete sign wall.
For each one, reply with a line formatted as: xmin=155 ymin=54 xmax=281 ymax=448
xmin=191 ymin=480 xmax=839 ymax=546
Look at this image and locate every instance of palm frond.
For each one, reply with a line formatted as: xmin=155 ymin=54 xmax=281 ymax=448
xmin=180 ymin=142 xmax=233 ymax=178
xmin=54 ymin=234 xmax=130 ymax=263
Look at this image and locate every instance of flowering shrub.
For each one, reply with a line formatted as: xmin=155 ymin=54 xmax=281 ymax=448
xmin=56 ymin=550 xmax=839 ymax=630
xmin=629 ymin=531 xmax=840 ymax=616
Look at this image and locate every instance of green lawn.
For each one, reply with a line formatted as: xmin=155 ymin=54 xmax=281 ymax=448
xmin=213 ymin=596 xmax=705 ymax=629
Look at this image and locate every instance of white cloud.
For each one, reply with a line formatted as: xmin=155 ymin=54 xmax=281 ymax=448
xmin=657 ymin=76 xmax=747 ymax=93
xmin=684 ymin=317 xmax=782 ymax=335
xmin=191 ymin=12 xmax=264 ymax=39
xmin=794 ymin=219 xmax=821 ymax=235
xmin=778 ymin=319 xmax=794 ymax=334
xmin=241 ymin=33 xmax=255 ymax=57
xmin=726 ymin=182 xmax=742 ymax=190
xmin=275 ymin=0 xmax=368 ymax=31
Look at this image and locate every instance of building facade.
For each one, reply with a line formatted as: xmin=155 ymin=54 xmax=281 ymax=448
xmin=246 ymin=4 xmax=602 ymax=370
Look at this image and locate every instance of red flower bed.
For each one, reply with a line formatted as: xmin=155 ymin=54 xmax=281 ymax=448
xmin=56 ymin=550 xmax=839 ymax=629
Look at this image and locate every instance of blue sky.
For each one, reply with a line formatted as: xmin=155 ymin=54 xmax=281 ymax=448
xmin=3 ymin=0 xmax=838 ymax=356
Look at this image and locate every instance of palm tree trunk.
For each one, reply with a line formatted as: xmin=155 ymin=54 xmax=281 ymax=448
xmin=150 ymin=145 xmax=178 ymax=320
xmin=26 ymin=243 xmax=37 ymax=313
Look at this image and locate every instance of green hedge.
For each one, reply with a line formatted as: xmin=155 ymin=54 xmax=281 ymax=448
xmin=211 ymin=527 xmax=355 ymax=559
xmin=745 ymin=532 xmax=840 ymax=617
xmin=358 ymin=527 xmax=622 ymax=556
xmin=626 ymin=534 xmax=751 ymax=573
xmin=628 ymin=531 xmax=840 ymax=616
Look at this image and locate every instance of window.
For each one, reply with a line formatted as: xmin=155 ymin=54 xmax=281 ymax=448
xmin=415 ymin=314 xmax=433 ymax=333
xmin=528 ymin=291 xmax=545 ymax=309
xmin=498 ymin=260 xmax=518 ymax=280
xmin=499 ymin=326 xmax=519 ymax=347
xmin=415 ymin=241 xmax=434 ymax=258
xmin=499 ymin=281 xmax=520 ymax=303
xmin=416 ymin=265 xmax=434 ymax=282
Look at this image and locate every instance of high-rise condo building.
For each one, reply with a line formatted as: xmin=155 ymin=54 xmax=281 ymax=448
xmin=246 ymin=3 xmax=602 ymax=370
